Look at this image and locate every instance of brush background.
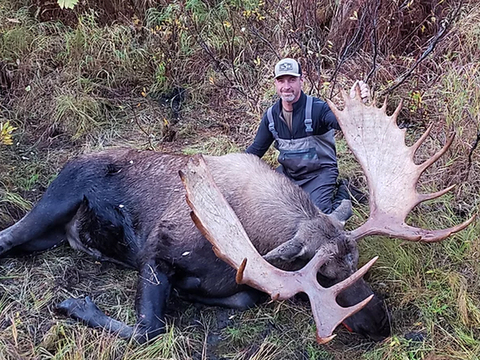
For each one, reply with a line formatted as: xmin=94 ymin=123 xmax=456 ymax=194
xmin=0 ymin=1 xmax=479 ymax=359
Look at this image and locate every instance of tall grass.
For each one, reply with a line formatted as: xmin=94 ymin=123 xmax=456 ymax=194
xmin=0 ymin=1 xmax=479 ymax=359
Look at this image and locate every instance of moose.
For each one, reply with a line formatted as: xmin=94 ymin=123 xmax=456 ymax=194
xmin=0 ymin=87 xmax=473 ymax=343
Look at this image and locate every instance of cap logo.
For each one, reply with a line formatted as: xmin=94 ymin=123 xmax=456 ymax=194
xmin=279 ymin=63 xmax=293 ymax=71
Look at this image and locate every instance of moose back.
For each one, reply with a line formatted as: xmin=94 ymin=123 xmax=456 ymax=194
xmin=0 ymin=89 xmax=471 ymax=343
xmin=0 ymin=149 xmax=389 ymax=342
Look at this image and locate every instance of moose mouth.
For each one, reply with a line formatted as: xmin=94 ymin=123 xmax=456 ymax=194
xmin=181 ymin=86 xmax=474 ymax=343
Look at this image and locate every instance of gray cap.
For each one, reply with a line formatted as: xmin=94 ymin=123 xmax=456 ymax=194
xmin=274 ymin=58 xmax=302 ymax=78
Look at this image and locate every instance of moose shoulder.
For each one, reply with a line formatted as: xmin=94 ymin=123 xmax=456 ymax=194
xmin=0 ymin=88 xmax=473 ymax=343
xmin=0 ymin=149 xmax=388 ymax=342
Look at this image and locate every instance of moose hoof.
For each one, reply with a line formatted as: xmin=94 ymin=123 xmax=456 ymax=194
xmin=57 ymin=296 xmax=104 ymax=325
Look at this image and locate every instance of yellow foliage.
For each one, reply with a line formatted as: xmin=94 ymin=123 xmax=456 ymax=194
xmin=0 ymin=121 xmax=16 ymax=145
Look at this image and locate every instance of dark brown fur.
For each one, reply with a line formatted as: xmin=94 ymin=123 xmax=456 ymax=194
xmin=0 ymin=149 xmax=390 ymax=342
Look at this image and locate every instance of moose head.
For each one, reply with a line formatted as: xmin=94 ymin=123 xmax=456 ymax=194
xmin=181 ymin=85 xmax=475 ymax=343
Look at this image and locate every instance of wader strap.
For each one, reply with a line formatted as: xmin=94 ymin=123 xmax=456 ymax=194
xmin=267 ymin=106 xmax=279 ymax=140
xmin=305 ymin=95 xmax=313 ymax=134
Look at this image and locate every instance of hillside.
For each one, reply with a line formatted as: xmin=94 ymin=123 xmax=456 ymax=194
xmin=1 ymin=1 xmax=479 ymax=359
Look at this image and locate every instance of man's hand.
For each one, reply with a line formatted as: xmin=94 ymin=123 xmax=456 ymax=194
xmin=349 ymin=80 xmax=370 ymax=103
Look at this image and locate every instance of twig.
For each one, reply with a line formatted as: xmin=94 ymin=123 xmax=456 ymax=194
xmin=131 ymin=103 xmax=154 ymax=150
xmin=289 ymin=0 xmax=298 ymax=32
xmin=186 ymin=12 xmax=255 ymax=102
xmin=248 ymin=24 xmax=280 ymax=60
xmin=218 ymin=10 xmax=242 ymax=88
xmin=381 ymin=1 xmax=464 ymax=96
xmin=465 ymin=112 xmax=480 ymax=181
xmin=329 ymin=9 xmax=368 ymax=98
xmin=365 ymin=0 xmax=381 ymax=84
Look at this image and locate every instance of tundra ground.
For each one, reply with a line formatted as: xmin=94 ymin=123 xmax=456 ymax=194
xmin=1 ymin=1 xmax=480 ymax=359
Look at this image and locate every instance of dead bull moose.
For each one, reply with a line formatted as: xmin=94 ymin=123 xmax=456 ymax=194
xmin=0 ymin=87 xmax=473 ymax=344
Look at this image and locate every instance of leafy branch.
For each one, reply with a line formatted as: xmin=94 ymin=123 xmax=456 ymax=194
xmin=57 ymin=0 xmax=79 ymax=10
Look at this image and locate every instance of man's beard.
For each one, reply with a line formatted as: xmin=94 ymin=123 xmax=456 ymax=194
xmin=280 ymin=93 xmax=295 ymax=102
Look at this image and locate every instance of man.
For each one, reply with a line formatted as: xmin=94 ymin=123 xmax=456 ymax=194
xmin=246 ymin=58 xmax=369 ymax=214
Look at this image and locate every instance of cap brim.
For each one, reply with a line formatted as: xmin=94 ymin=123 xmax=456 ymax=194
xmin=274 ymin=72 xmax=301 ymax=79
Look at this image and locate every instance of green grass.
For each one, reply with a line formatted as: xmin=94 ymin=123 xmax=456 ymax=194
xmin=182 ymin=134 xmax=241 ymax=155
xmin=1 ymin=1 xmax=480 ymax=359
xmin=0 ymin=187 xmax=32 ymax=212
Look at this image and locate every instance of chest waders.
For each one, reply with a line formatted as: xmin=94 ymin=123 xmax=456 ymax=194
xmin=267 ymin=96 xmax=339 ymax=213
xmin=267 ymin=96 xmax=338 ymax=183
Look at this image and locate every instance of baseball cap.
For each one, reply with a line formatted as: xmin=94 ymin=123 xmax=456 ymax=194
xmin=274 ymin=58 xmax=302 ymax=79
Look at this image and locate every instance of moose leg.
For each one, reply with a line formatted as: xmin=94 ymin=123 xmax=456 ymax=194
xmin=56 ymin=296 xmax=135 ymax=339
xmin=56 ymin=259 xmax=171 ymax=343
xmin=133 ymin=259 xmax=171 ymax=342
xmin=0 ymin=167 xmax=86 ymax=255
xmin=0 ymin=200 xmax=78 ymax=256
xmin=186 ymin=289 xmax=264 ymax=310
xmin=4 ymin=228 xmax=66 ymax=257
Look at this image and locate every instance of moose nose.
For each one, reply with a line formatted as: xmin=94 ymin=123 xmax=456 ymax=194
xmin=341 ymin=295 xmax=391 ymax=341
xmin=334 ymin=279 xmax=391 ymax=341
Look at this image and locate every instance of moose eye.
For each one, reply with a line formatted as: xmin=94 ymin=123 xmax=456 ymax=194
xmin=316 ymin=271 xmax=336 ymax=287
xmin=345 ymin=253 xmax=354 ymax=264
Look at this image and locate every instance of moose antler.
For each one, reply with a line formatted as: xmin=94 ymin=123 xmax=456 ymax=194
xmin=179 ymin=155 xmax=377 ymax=344
xmin=327 ymin=86 xmax=475 ymax=242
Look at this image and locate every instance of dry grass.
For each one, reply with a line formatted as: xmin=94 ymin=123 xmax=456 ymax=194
xmin=1 ymin=1 xmax=480 ymax=359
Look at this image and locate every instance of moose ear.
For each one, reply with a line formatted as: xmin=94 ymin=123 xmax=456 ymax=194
xmin=328 ymin=199 xmax=353 ymax=226
xmin=263 ymin=239 xmax=305 ymax=263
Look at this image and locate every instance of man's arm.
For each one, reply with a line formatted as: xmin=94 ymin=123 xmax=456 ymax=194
xmin=245 ymin=114 xmax=274 ymax=157
xmin=312 ymin=99 xmax=341 ymax=132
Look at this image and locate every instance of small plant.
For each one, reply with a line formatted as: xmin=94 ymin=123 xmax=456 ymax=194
xmin=57 ymin=0 xmax=79 ymax=10
xmin=0 ymin=188 xmax=32 ymax=212
xmin=54 ymin=93 xmax=106 ymax=140
xmin=0 ymin=121 xmax=16 ymax=145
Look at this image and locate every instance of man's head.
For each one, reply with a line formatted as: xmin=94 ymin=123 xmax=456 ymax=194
xmin=274 ymin=58 xmax=303 ymax=105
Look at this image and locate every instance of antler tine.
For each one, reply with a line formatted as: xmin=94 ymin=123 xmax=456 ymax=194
xmin=181 ymin=154 xmax=375 ymax=344
xmin=391 ymin=98 xmax=402 ymax=121
xmin=327 ymin=88 xmax=474 ymax=243
xmin=305 ymin=257 xmax=377 ymax=343
xmin=235 ymin=258 xmax=248 ymax=283
xmin=418 ymin=184 xmax=456 ymax=203
xmin=417 ymin=133 xmax=455 ymax=174
xmin=310 ymin=292 xmax=374 ymax=344
xmin=352 ymin=80 xmax=362 ymax=98
xmin=330 ymin=257 xmax=378 ymax=296
xmin=411 ymin=123 xmax=434 ymax=154
xmin=298 ymin=242 xmax=337 ymax=275
xmin=381 ymin=96 xmax=387 ymax=111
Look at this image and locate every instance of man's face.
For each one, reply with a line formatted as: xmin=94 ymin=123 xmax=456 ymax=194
xmin=275 ymin=75 xmax=303 ymax=103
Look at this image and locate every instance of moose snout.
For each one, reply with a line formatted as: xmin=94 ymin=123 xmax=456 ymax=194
xmin=337 ymin=280 xmax=391 ymax=341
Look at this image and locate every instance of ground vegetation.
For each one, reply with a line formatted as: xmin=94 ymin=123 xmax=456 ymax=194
xmin=1 ymin=0 xmax=479 ymax=359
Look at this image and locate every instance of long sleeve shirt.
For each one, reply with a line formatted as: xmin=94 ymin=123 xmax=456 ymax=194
xmin=246 ymin=91 xmax=340 ymax=158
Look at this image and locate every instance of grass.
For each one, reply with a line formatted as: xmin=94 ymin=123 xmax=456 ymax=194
xmin=0 ymin=186 xmax=31 ymax=212
xmin=1 ymin=1 xmax=480 ymax=359
xmin=54 ymin=92 xmax=109 ymax=140
xmin=182 ymin=134 xmax=241 ymax=155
